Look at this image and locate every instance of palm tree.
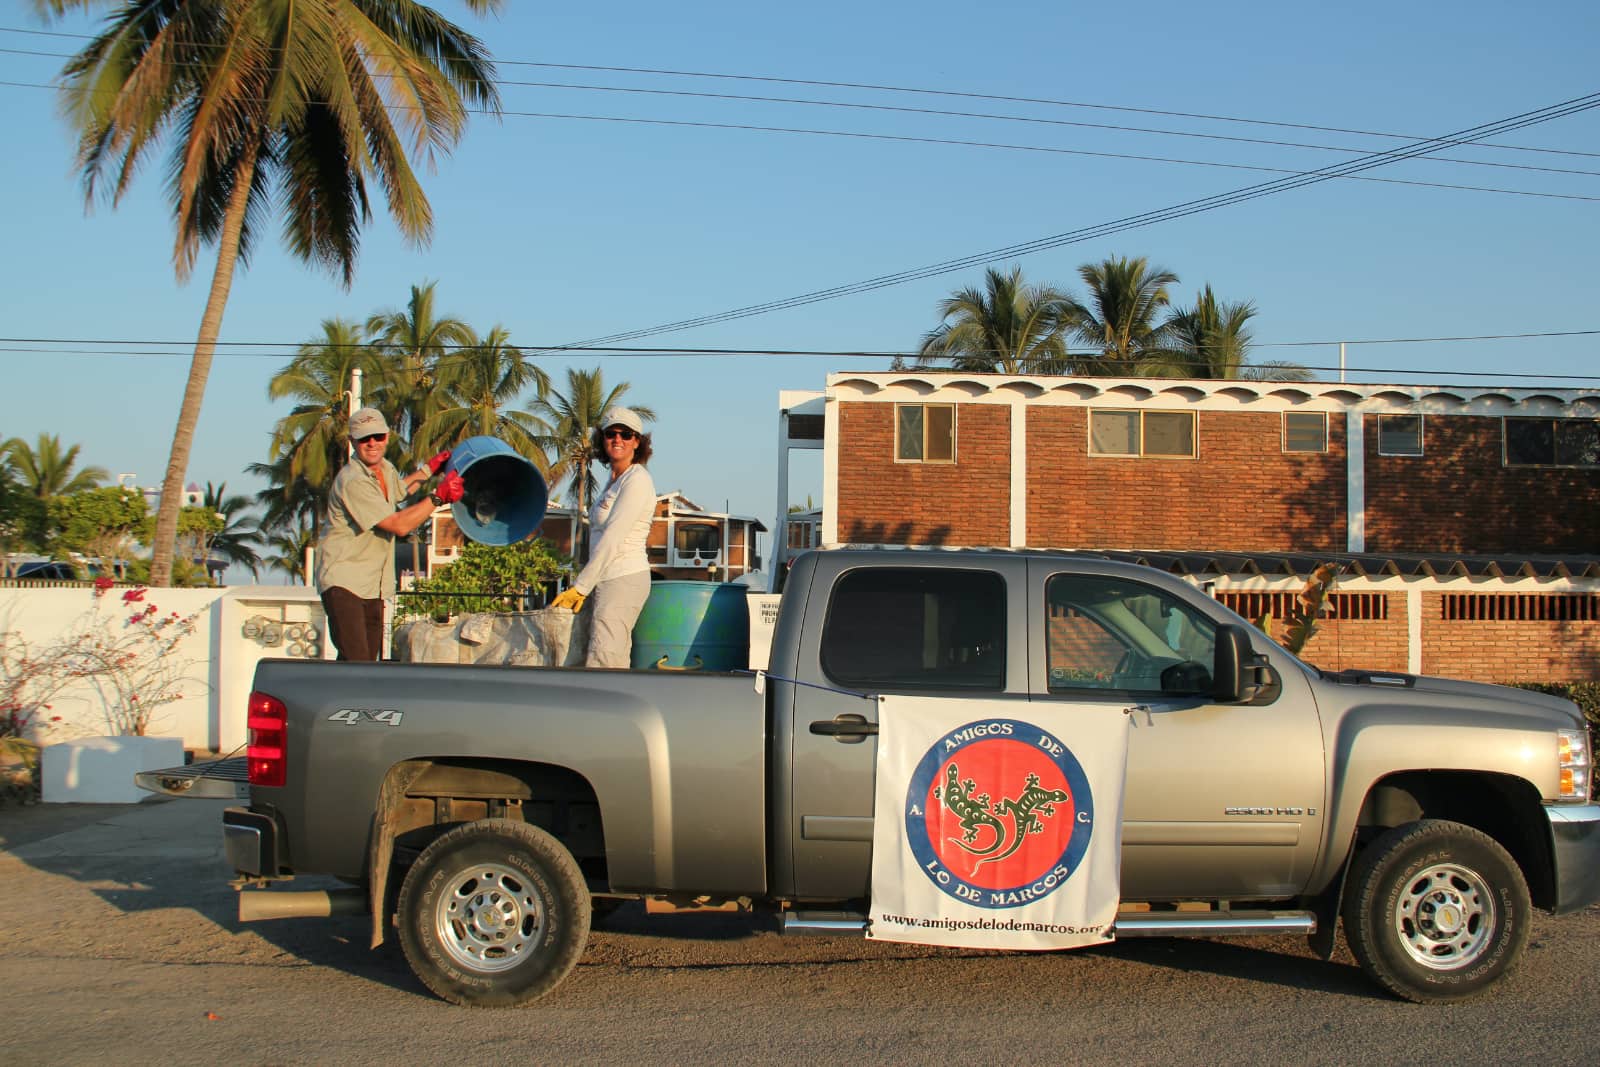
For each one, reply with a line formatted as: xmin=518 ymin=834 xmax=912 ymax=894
xmin=260 ymin=523 xmax=317 ymax=585
xmin=248 ymin=452 xmax=326 ymax=550
xmin=267 ymin=318 xmax=380 ymax=492
xmin=1163 ymin=286 xmax=1252 ymax=377
xmin=530 ymin=368 xmax=655 ymax=566
xmin=1155 ymin=286 xmax=1312 ymax=381
xmin=35 ymin=1 xmax=504 ymax=586
xmin=918 ymin=267 xmax=1075 ymax=374
xmin=413 ymin=326 xmax=552 ymax=463
xmin=1238 ymin=359 xmax=1315 ymax=382
xmin=202 ymin=481 xmax=264 ymax=581
xmin=366 ymin=281 xmax=476 ymax=464
xmin=2 ymin=433 xmax=108 ymax=497
xmin=1065 ymin=256 xmax=1182 ymax=375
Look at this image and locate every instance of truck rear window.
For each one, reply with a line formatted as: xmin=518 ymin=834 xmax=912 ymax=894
xmin=820 ymin=567 xmax=1005 ymax=691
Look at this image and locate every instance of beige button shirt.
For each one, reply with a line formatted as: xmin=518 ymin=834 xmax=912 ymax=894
xmin=315 ymin=458 xmax=403 ymax=599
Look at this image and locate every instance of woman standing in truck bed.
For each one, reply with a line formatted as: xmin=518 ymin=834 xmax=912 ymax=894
xmin=552 ymin=406 xmax=656 ymax=667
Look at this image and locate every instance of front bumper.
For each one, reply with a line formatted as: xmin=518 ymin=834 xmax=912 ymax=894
xmin=223 ymin=806 xmax=281 ymax=878
xmin=1545 ymin=803 xmax=1600 ymax=913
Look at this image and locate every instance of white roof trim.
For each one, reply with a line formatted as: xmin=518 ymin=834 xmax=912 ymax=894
xmin=824 ymin=372 xmax=1600 ymax=414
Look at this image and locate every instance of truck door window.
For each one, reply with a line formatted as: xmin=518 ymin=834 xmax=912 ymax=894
xmin=821 ymin=567 xmax=1005 ymax=691
xmin=1046 ymin=574 xmax=1217 ymax=695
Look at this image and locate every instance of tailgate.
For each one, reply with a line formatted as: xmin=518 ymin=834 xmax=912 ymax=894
xmin=135 ymin=756 xmax=250 ymax=800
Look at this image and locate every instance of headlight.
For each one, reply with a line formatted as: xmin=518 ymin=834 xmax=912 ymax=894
xmin=1557 ymin=728 xmax=1590 ymax=800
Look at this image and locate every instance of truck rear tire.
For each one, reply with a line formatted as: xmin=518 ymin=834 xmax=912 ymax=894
xmin=1341 ymin=819 xmax=1530 ymax=1003
xmin=397 ymin=818 xmax=590 ymax=1007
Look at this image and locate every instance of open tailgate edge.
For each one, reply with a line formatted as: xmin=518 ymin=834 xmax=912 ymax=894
xmin=135 ymin=756 xmax=250 ymax=800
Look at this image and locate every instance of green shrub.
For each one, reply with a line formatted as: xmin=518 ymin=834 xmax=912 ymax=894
xmin=396 ymin=539 xmax=571 ymax=622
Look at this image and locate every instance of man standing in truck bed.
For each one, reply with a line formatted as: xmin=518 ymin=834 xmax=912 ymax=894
xmin=315 ymin=407 xmax=463 ymax=661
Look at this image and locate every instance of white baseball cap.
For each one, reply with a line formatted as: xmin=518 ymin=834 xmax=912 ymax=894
xmin=601 ymin=406 xmax=643 ymax=434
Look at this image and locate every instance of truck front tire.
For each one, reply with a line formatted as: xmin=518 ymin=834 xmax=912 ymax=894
xmin=397 ymin=818 xmax=590 ymax=1007
xmin=1341 ymin=819 xmax=1530 ymax=1003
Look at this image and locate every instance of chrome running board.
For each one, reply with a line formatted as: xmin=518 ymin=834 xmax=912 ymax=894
xmin=781 ymin=909 xmax=1316 ymax=938
xmin=1112 ymin=910 xmax=1316 ymax=937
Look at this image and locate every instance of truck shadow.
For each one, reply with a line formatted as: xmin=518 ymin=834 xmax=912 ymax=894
xmin=590 ymin=901 xmax=781 ymax=940
xmin=1091 ymin=935 xmax=1380 ymax=999
xmin=0 ymin=800 xmax=1380 ymax=1005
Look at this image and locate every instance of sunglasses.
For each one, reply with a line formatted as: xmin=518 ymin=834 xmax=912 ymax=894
xmin=356 ymin=433 xmax=388 ymax=444
xmin=603 ymin=427 xmax=637 ymax=441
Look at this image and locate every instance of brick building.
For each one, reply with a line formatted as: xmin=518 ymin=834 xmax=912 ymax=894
xmin=774 ymin=373 xmax=1600 ymax=684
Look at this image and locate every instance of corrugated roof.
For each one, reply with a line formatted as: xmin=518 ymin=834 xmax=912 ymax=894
xmin=1075 ymin=548 xmax=1600 ymax=581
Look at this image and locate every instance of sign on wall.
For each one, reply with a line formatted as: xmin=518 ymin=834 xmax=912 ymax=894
xmin=868 ymin=696 xmax=1130 ymax=950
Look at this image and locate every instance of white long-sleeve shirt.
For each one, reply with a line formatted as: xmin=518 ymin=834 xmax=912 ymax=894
xmin=573 ymin=463 xmax=656 ymax=594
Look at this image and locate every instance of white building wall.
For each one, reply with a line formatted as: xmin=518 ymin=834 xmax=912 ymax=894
xmin=1 ymin=584 xmax=327 ymax=754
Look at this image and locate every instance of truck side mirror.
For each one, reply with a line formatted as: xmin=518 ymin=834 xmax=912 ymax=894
xmin=1213 ymin=624 xmax=1273 ymax=703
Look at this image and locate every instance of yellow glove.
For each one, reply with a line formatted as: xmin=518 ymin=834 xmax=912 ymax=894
xmin=551 ymin=588 xmax=587 ymax=612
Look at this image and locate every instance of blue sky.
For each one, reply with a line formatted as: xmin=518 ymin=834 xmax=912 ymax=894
xmin=2 ymin=0 xmax=1597 ymax=572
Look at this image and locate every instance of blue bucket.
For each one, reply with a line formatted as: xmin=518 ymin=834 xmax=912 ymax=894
xmin=630 ymin=582 xmax=751 ymax=671
xmin=442 ymin=436 xmax=548 ymax=546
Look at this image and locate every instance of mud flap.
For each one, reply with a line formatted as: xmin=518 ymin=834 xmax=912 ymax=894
xmin=368 ymin=762 xmax=428 ymax=949
xmin=1306 ymin=837 xmax=1356 ymax=961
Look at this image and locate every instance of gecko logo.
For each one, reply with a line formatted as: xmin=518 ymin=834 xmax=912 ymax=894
xmin=904 ymin=718 xmax=1094 ymax=909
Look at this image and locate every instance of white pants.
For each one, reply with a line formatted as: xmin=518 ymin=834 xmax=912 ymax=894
xmin=586 ymin=570 xmax=652 ymax=668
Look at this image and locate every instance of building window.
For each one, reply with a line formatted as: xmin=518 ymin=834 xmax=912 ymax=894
xmin=675 ymin=524 xmax=721 ymax=555
xmin=1282 ymin=412 xmax=1328 ymax=453
xmin=1377 ymin=414 xmax=1423 ymax=456
xmin=820 ymin=567 xmax=1004 ymax=690
xmin=895 ymin=404 xmax=955 ymax=462
xmin=1504 ymin=417 xmax=1600 ymax=467
xmin=1089 ymin=410 xmax=1195 ymax=458
xmin=1441 ymin=593 xmax=1600 ymax=621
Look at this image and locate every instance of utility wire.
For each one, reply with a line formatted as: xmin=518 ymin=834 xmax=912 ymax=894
xmin=9 ymin=347 xmax=1600 ymax=384
xmin=5 ymin=46 xmax=1596 ymax=180
xmin=565 ymin=92 xmax=1600 ymax=348
xmin=4 ymin=77 xmax=1590 ymax=207
xmin=4 ymin=24 xmax=1595 ymax=161
xmin=4 ymin=329 xmax=1597 ymax=352
xmin=3 ymin=335 xmax=1599 ymax=384
xmin=4 ymin=32 xmax=1595 ymax=348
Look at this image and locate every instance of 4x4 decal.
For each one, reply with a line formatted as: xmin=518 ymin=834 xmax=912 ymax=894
xmin=328 ymin=708 xmax=403 ymax=726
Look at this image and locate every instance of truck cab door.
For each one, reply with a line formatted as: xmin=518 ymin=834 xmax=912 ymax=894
xmin=779 ymin=558 xmax=1030 ymax=902
xmin=1027 ymin=562 xmax=1326 ymax=901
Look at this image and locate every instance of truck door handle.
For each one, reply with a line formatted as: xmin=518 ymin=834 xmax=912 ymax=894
xmin=810 ymin=714 xmax=878 ymax=742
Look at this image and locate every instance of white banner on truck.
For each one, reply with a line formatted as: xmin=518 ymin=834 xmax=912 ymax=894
xmin=867 ymin=696 xmax=1130 ymax=950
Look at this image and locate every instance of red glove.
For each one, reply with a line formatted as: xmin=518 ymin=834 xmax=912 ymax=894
xmin=424 ymin=450 xmax=452 ymax=475
xmin=431 ymin=470 xmax=465 ymax=505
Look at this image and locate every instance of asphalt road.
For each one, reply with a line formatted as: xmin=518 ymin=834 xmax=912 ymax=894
xmin=2 ymin=797 xmax=1596 ymax=1065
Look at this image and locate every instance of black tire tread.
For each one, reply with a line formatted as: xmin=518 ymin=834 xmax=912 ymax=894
xmin=397 ymin=817 xmax=590 ymax=1007
xmin=1341 ymin=818 xmax=1529 ymax=1003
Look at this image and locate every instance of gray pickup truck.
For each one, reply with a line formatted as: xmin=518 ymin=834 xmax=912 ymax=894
xmin=210 ymin=548 xmax=1598 ymax=1007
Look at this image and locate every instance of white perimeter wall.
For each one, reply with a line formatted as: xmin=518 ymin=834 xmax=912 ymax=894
xmin=1 ymin=585 xmax=328 ymax=753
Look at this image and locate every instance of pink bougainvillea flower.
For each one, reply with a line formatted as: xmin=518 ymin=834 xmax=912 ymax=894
xmin=122 ymin=588 xmax=147 ymax=603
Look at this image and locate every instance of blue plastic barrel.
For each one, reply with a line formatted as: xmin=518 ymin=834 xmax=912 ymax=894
xmin=630 ymin=582 xmax=751 ymax=671
xmin=442 ymin=436 xmax=548 ymax=546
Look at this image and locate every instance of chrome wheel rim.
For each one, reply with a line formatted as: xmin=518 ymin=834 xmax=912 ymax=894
xmin=434 ymin=862 xmax=547 ymax=974
xmin=1393 ymin=862 xmax=1495 ymax=970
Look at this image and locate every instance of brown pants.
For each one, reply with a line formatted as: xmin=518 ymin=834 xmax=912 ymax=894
xmin=320 ymin=586 xmax=384 ymax=662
